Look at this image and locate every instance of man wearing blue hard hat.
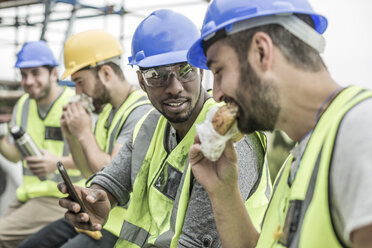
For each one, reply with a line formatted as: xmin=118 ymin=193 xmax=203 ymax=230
xmin=0 ymin=40 xmax=84 ymax=247
xmin=188 ymin=0 xmax=372 ymax=247
xmin=57 ymin=9 xmax=271 ymax=247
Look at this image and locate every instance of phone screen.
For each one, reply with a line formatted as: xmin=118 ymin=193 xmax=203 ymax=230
xmin=57 ymin=161 xmax=90 ymax=218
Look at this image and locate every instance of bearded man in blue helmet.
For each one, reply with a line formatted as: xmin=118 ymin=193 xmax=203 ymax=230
xmin=0 ymin=41 xmax=84 ymax=247
xmin=58 ymin=9 xmax=271 ymax=248
xmin=188 ymin=0 xmax=372 ymax=247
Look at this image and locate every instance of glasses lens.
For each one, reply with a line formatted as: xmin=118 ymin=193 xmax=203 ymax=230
xmin=141 ymin=68 xmax=162 ymax=87
xmin=177 ymin=63 xmax=196 ymax=83
xmin=141 ymin=63 xmax=197 ymax=87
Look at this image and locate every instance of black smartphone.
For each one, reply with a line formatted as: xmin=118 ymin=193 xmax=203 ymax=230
xmin=57 ymin=161 xmax=91 ymax=223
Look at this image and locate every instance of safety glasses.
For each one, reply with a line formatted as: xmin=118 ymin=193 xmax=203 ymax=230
xmin=140 ymin=62 xmax=198 ymax=88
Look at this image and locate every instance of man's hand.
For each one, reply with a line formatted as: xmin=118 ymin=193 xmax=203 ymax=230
xmin=61 ymin=102 xmax=92 ymax=139
xmin=189 ymin=134 xmax=239 ymax=198
xmin=190 ymin=134 xmax=259 ymax=248
xmin=60 ymin=108 xmax=72 ymax=137
xmin=25 ymin=149 xmax=58 ymax=177
xmin=58 ymin=183 xmax=111 ymax=231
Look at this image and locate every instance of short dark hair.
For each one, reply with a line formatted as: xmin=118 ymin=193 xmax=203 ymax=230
xmin=42 ymin=65 xmax=59 ymax=81
xmin=79 ymin=61 xmax=125 ymax=81
xmin=94 ymin=61 xmax=125 ymax=81
xmin=42 ymin=65 xmax=56 ymax=74
xmin=224 ymin=14 xmax=326 ymax=72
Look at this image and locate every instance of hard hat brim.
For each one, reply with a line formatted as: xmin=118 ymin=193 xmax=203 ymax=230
xmin=15 ymin=60 xmax=58 ymax=69
xmin=131 ymin=50 xmax=189 ymax=68
xmin=187 ymin=39 xmax=209 ymax=70
xmin=61 ymin=69 xmax=73 ymax=80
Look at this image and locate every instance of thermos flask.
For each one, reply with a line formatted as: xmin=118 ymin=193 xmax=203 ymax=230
xmin=10 ymin=126 xmax=46 ymax=180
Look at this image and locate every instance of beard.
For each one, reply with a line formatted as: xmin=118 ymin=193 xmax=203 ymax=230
xmin=235 ymin=60 xmax=280 ymax=134
xmin=161 ymin=82 xmax=202 ymax=123
xmin=28 ymin=79 xmax=51 ymax=102
xmin=92 ymin=77 xmax=111 ymax=114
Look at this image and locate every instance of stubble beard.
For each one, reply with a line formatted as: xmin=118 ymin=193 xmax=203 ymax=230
xmin=34 ymin=78 xmax=52 ymax=103
xmin=92 ymin=77 xmax=111 ymax=114
xmin=236 ymin=60 xmax=280 ymax=134
xmin=161 ymin=82 xmax=202 ymax=124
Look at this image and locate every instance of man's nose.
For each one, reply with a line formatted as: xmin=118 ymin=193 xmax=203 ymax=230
xmin=23 ymin=75 xmax=36 ymax=86
xmin=166 ymin=74 xmax=184 ymax=95
xmin=213 ymin=80 xmax=224 ymax=103
xmin=75 ymin=85 xmax=83 ymax=95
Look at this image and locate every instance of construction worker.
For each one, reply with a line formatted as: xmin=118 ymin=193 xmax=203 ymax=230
xmin=58 ymin=9 xmax=271 ymax=247
xmin=0 ymin=40 xmax=85 ymax=248
xmin=187 ymin=0 xmax=372 ymax=247
xmin=17 ymin=30 xmax=152 ymax=248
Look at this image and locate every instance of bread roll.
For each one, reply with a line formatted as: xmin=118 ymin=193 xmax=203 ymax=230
xmin=212 ymin=102 xmax=244 ymax=142
xmin=212 ymin=101 xmax=239 ymax=135
xmin=68 ymin=94 xmax=95 ymax=113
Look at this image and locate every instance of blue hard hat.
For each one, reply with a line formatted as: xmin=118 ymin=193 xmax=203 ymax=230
xmin=187 ymin=0 xmax=328 ymax=69
xmin=15 ymin=40 xmax=58 ymax=68
xmin=128 ymin=9 xmax=201 ymax=68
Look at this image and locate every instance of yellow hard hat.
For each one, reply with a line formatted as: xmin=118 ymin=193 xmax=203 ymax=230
xmin=61 ymin=30 xmax=123 ymax=79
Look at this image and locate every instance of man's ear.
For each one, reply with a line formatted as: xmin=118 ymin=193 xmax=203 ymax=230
xmin=50 ymin=67 xmax=58 ymax=81
xmin=136 ymin=70 xmax=147 ymax=92
xmin=97 ymin=65 xmax=113 ymax=85
xmin=248 ymin=31 xmax=273 ymax=73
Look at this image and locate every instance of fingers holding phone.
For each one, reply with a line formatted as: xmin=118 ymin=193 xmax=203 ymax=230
xmin=57 ymin=162 xmax=111 ymax=231
xmin=58 ymin=184 xmax=100 ymax=230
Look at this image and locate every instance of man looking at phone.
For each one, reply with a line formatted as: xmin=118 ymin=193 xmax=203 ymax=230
xmin=18 ymin=30 xmax=152 ymax=248
xmin=0 ymin=41 xmax=84 ymax=248
xmin=58 ymin=10 xmax=271 ymax=247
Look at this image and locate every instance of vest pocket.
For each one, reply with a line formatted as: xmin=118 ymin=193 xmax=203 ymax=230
xmin=153 ymin=162 xmax=182 ymax=200
xmin=279 ymin=200 xmax=302 ymax=246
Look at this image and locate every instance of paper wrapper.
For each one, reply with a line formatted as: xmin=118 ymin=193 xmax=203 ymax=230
xmin=68 ymin=94 xmax=95 ymax=113
xmin=196 ymin=106 xmax=241 ymax=161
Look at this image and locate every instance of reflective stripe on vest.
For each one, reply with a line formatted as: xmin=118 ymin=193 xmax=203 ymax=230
xmin=95 ymin=90 xmax=150 ymax=154
xmin=115 ymin=110 xmax=162 ymax=247
xmin=257 ymin=86 xmax=372 ymax=248
xmin=94 ymin=90 xmax=151 ymax=237
xmin=107 ymin=95 xmax=150 ymax=154
xmin=130 ymin=109 xmax=162 ymax=186
xmin=15 ymin=87 xmax=85 ymax=202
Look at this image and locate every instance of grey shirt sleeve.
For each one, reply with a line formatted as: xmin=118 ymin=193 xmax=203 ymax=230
xmin=91 ymin=104 xmax=152 ymax=204
xmin=115 ymin=104 xmax=153 ymax=146
xmin=331 ymin=98 xmax=372 ymax=246
xmin=178 ymin=133 xmax=263 ymax=248
xmin=91 ymin=134 xmax=134 ymax=206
